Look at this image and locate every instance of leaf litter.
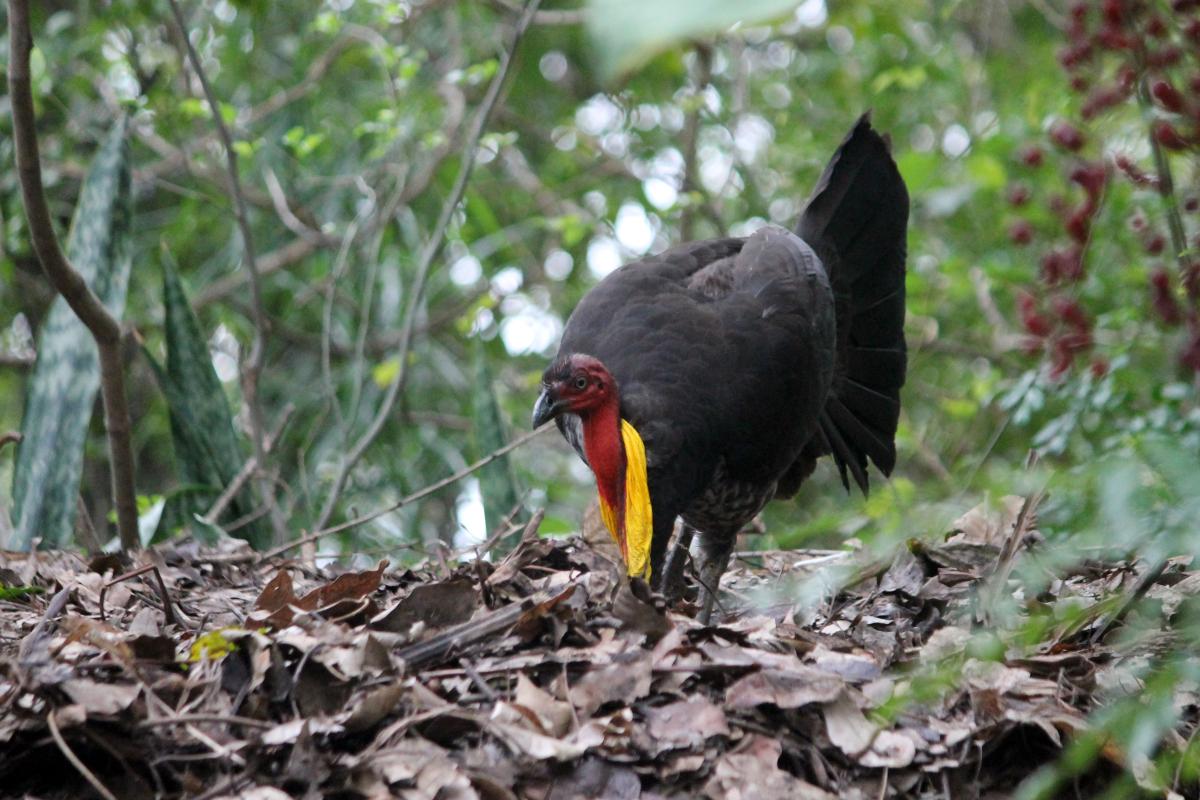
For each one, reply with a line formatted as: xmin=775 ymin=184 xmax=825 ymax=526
xmin=0 ymin=496 xmax=1195 ymax=798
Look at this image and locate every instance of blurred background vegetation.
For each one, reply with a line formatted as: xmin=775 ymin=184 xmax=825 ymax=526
xmin=4 ymin=0 xmax=1200 ymax=793
xmin=4 ymin=0 xmax=1197 ymax=557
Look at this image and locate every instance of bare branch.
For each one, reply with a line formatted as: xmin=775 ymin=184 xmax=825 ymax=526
xmin=263 ymin=422 xmax=553 ymax=562
xmin=680 ymin=44 xmax=713 ymax=242
xmin=263 ymin=167 xmax=325 ymax=240
xmin=7 ymin=0 xmax=140 ymax=550
xmin=313 ymin=0 xmax=544 ymax=530
xmin=0 ymin=353 xmax=35 ymax=369
xmin=193 ymin=234 xmax=336 ymax=310
xmin=1136 ymin=75 xmax=1189 ymax=277
xmin=47 ymin=712 xmax=119 ymax=800
xmin=167 ymin=0 xmax=285 ymax=543
xmin=490 ymin=0 xmax=585 ymax=25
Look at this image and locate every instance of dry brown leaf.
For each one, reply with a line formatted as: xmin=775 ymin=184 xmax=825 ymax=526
xmin=372 ymin=577 xmax=479 ymax=634
xmin=949 ymin=495 xmax=1031 ymax=546
xmin=703 ymin=734 xmax=835 ymax=800
xmin=514 ymin=673 xmax=574 ymax=737
xmin=644 ymin=696 xmax=730 ymax=752
xmin=569 ymin=645 xmax=653 ymax=715
xmin=484 ymin=707 xmax=604 ymax=761
xmin=61 ymin=678 xmax=139 ymax=716
xmin=212 ymin=788 xmax=291 ymax=800
xmin=725 ymin=667 xmax=844 ymax=709
xmin=251 ymin=561 xmax=388 ymax=628
xmin=546 ymin=756 xmax=640 ymax=800
xmin=806 ymin=645 xmax=882 ymax=681
xmin=822 ymin=693 xmax=916 ymax=769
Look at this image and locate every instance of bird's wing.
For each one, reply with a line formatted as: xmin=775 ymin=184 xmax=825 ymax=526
xmin=557 ymin=227 xmax=836 ymax=499
xmin=557 ymin=238 xmax=742 ymax=482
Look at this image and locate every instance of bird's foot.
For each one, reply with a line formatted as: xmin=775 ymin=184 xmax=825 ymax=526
xmin=695 ymin=543 xmax=732 ymax=625
xmin=660 ymin=524 xmax=695 ymax=603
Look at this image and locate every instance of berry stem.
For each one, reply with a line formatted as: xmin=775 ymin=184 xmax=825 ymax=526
xmin=1137 ymin=73 xmax=1189 ymax=277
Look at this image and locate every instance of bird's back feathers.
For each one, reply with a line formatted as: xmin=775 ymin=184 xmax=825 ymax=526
xmin=552 ymin=114 xmax=908 ymax=554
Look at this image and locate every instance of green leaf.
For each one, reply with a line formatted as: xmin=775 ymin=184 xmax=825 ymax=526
xmin=966 ymin=153 xmax=1007 ymax=191
xmin=10 ymin=118 xmax=133 ymax=549
xmin=471 ymin=343 xmax=521 ymax=552
xmin=586 ymin=0 xmax=801 ymax=81
xmin=144 ymin=253 xmax=264 ymax=547
xmin=0 ymin=585 xmax=45 ymax=601
xmin=373 ymin=358 xmax=400 ymax=388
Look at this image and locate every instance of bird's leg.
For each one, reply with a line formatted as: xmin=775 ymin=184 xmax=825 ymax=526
xmin=696 ymin=535 xmax=734 ymax=625
xmin=660 ymin=522 xmax=694 ymax=602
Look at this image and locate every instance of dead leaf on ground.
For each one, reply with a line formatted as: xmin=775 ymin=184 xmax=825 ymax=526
xmin=703 ymin=734 xmax=836 ymax=800
xmin=725 ymin=667 xmax=845 ymax=709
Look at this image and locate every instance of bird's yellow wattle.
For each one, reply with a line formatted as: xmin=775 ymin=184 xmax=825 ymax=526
xmin=597 ymin=419 xmax=653 ymax=579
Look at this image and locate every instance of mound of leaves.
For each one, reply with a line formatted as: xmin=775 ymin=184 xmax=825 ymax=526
xmin=1 ymin=498 xmax=1197 ymax=799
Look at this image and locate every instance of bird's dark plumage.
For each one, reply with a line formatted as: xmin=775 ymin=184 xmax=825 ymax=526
xmin=541 ymin=114 xmax=909 ymax=617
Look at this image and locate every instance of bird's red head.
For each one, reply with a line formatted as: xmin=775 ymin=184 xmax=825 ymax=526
xmin=531 ymin=353 xmax=653 ymax=578
xmin=531 ymin=353 xmax=618 ymax=425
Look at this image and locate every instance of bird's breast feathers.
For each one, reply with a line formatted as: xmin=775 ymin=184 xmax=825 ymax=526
xmin=597 ymin=419 xmax=653 ymax=579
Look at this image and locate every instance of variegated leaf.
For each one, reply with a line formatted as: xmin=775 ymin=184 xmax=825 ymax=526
xmin=10 ymin=119 xmax=133 ymax=549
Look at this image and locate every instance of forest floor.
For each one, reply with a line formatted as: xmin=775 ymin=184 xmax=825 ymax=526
xmin=0 ymin=497 xmax=1195 ymax=799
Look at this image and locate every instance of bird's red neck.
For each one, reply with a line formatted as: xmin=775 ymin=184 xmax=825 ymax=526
xmin=579 ymin=394 xmax=626 ymax=528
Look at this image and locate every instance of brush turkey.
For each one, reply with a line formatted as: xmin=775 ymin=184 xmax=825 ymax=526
xmin=532 ymin=114 xmax=909 ymax=621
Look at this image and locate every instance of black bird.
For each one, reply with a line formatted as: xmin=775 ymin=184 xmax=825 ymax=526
xmin=532 ymin=114 xmax=909 ymax=621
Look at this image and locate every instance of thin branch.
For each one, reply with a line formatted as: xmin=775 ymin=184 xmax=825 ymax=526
xmin=263 ymin=167 xmax=325 ymax=241
xmin=167 ymin=0 xmax=283 ymax=544
xmin=201 ymin=402 xmax=296 ymax=525
xmin=139 ymin=714 xmax=273 ymax=730
xmin=193 ymin=234 xmax=336 ymax=309
xmin=1137 ymin=77 xmax=1189 ymax=273
xmin=489 ymin=0 xmax=586 ymax=24
xmin=261 ymin=422 xmax=553 ymax=562
xmin=680 ymin=44 xmax=713 ymax=242
xmin=47 ymin=711 xmax=120 ymax=800
xmin=313 ymin=0 xmax=543 ymax=530
xmin=1090 ymin=555 xmax=1171 ymax=645
xmin=0 ymin=353 xmax=35 ymax=369
xmin=322 ymin=220 xmax=365 ymax=435
xmin=7 ymin=0 xmax=140 ymax=550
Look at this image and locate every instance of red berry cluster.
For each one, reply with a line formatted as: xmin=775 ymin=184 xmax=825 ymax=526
xmin=1008 ymin=131 xmax=1104 ymax=378
xmin=1012 ymin=0 xmax=1200 ymax=379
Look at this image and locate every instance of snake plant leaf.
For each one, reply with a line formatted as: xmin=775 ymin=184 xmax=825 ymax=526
xmin=471 ymin=342 xmax=522 ymax=553
xmin=144 ymin=254 xmax=265 ymax=547
xmin=10 ymin=119 xmax=133 ymax=549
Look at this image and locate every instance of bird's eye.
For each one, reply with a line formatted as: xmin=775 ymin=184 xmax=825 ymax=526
xmin=574 ymin=376 xmax=588 ymax=390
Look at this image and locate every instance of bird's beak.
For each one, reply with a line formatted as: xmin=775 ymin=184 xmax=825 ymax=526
xmin=531 ymin=386 xmax=565 ymax=428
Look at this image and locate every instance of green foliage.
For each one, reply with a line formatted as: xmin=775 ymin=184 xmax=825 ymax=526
xmin=586 ymin=0 xmax=803 ymax=80
xmin=143 ymin=256 xmax=261 ymax=547
xmin=3 ymin=1 xmax=1200 ymax=790
xmin=0 ymin=584 xmax=45 ymax=601
xmin=471 ymin=344 xmax=521 ymax=547
xmin=9 ymin=119 xmax=132 ymax=549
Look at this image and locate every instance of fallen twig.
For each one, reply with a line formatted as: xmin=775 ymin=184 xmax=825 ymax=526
xmin=139 ymin=714 xmax=273 ymax=730
xmin=47 ymin=710 xmax=119 ymax=800
xmin=396 ymin=581 xmax=577 ymax=671
xmin=99 ymin=564 xmax=185 ymax=628
xmin=1090 ymin=556 xmax=1172 ymax=645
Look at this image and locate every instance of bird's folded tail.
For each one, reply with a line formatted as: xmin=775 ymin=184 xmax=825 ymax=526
xmin=795 ymin=113 xmax=909 ymax=495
